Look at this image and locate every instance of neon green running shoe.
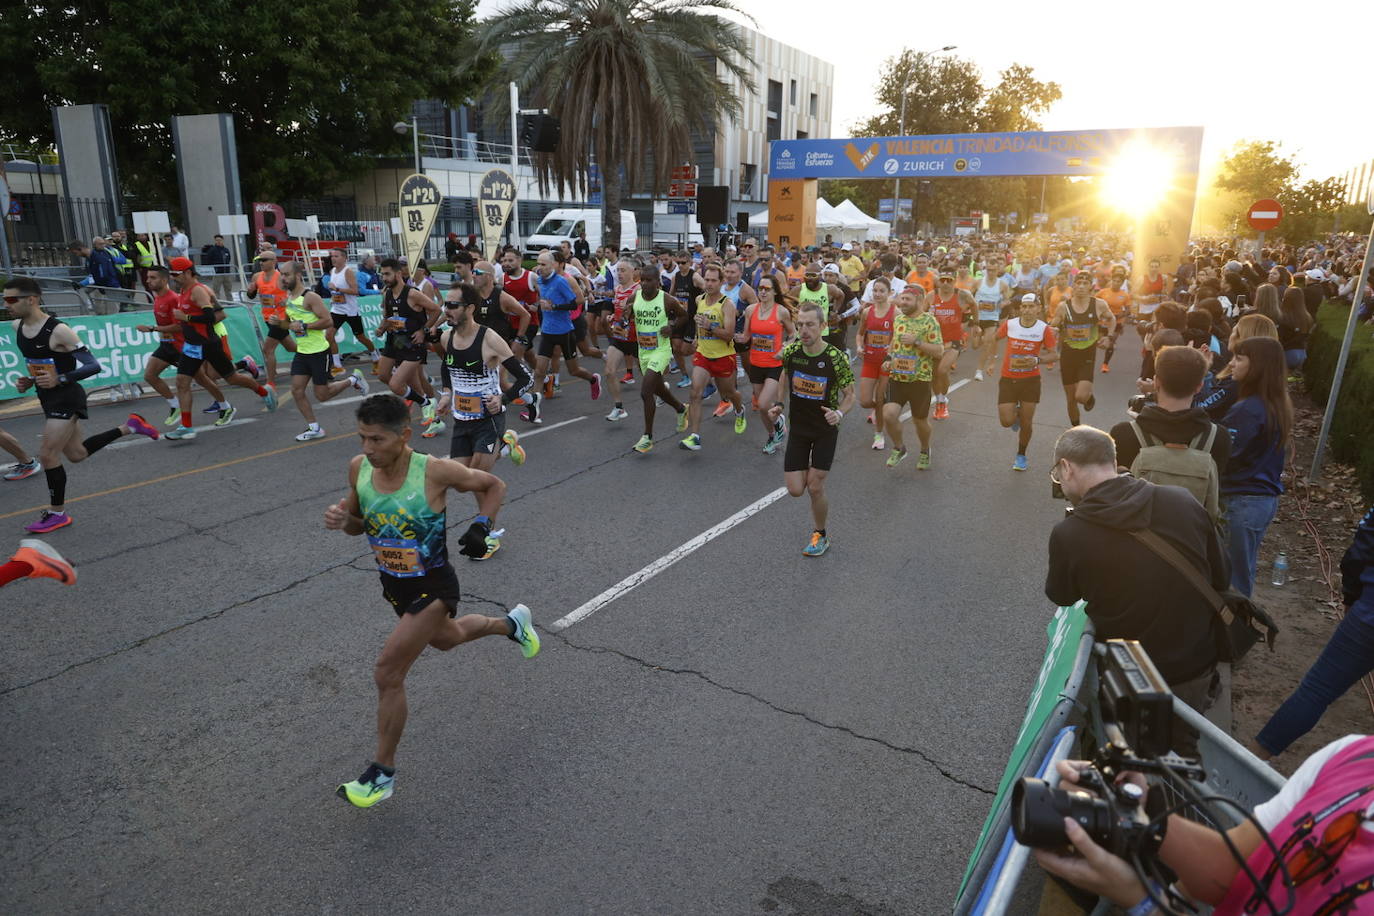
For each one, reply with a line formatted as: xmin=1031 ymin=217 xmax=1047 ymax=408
xmin=917 ymin=451 xmax=931 ymax=471
xmin=502 ymin=430 xmax=526 ymax=466
xmin=886 ymin=448 xmax=908 ymax=468
xmin=675 ymin=409 xmax=689 ymax=433
xmin=164 ymin=406 xmax=180 ymax=427
xmin=337 ymin=762 xmax=395 ymax=808
xmin=633 ymin=434 xmax=654 ymax=454
xmin=421 ymin=399 xmax=437 ymax=425
xmin=507 ymin=604 xmax=540 ymax=659
xmin=734 ymin=411 xmax=747 ymax=435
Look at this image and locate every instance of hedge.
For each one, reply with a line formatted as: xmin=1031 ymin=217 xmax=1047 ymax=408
xmin=1306 ymin=300 xmax=1374 ymax=501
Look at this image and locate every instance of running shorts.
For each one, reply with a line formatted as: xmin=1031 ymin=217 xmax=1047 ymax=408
xmin=150 ymin=342 xmax=182 ymax=365
xmin=266 ymin=324 xmax=290 ymax=342
xmin=610 ymin=338 xmax=638 ymax=358
xmin=745 ymin=363 xmax=782 ymax=386
xmin=693 ymin=352 xmax=736 ymax=379
xmin=176 ymin=337 xmax=237 ymax=378
xmin=1059 ymin=345 xmax=1096 ymax=387
xmin=537 ymin=331 xmax=578 ymax=359
xmin=291 ymin=350 xmax=332 ymax=385
xmin=449 ymin=412 xmax=506 ymax=459
xmin=380 ymin=565 xmax=460 ymax=618
xmin=997 ymin=376 xmax=1042 ymax=405
xmin=37 ymin=384 xmax=89 ymax=421
xmin=784 ymin=425 xmax=838 ymax=473
xmin=331 ymin=313 xmax=367 ymax=337
xmin=886 ymin=379 xmax=931 ymax=419
xmin=860 ymin=356 xmax=889 ymax=380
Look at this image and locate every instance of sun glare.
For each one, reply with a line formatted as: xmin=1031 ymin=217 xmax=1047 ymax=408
xmin=1100 ymin=142 xmax=1177 ymax=218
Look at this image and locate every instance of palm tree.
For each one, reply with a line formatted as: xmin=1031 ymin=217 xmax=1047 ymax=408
xmin=478 ymin=0 xmax=754 ymax=250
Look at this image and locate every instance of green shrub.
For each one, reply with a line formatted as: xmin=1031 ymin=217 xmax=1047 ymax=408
xmin=1306 ymin=300 xmax=1374 ymax=500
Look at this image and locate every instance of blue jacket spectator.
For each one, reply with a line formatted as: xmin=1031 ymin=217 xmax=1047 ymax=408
xmin=68 ymin=238 xmax=121 ymax=288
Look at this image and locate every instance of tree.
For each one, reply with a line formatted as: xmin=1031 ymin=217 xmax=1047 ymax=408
xmin=0 ymin=1 xmax=492 ymax=205
xmin=851 ymin=51 xmax=1061 ymax=232
xmin=1214 ymin=140 xmax=1298 ymax=202
xmin=477 ymin=0 xmax=754 ymax=249
xmin=1209 ymin=140 xmax=1348 ymax=239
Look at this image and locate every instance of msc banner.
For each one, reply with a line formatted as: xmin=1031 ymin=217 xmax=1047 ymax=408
xmin=770 ymin=126 xmax=1204 ymax=180
xmin=0 ymin=307 xmax=265 ymax=402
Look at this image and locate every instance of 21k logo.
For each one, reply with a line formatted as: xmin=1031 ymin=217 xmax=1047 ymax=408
xmin=845 ymin=142 xmax=879 ymax=171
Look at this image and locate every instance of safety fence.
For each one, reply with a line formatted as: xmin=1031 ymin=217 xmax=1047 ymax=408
xmin=953 ymin=605 xmax=1287 ymax=915
xmin=0 ymin=295 xmax=390 ymax=404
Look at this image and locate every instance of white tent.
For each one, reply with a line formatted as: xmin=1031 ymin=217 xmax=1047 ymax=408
xmin=834 ymin=199 xmax=890 ymax=242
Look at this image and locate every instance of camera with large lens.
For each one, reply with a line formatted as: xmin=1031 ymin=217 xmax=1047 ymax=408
xmin=1011 ymin=640 xmax=1203 ymax=858
xmin=1127 ymin=393 xmax=1152 ymax=416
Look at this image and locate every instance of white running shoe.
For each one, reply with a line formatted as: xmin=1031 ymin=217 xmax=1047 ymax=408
xmin=605 ymin=406 xmax=629 ymax=421
xmin=295 ymin=426 xmax=326 ymax=441
xmin=974 ymin=369 xmax=985 ymax=382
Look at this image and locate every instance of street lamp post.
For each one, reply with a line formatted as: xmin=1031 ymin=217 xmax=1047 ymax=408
xmin=892 ymin=45 xmax=956 ymax=237
xmin=393 ymin=116 xmax=422 ymax=175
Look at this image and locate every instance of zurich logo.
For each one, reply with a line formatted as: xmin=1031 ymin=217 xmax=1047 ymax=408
xmin=883 ymin=159 xmax=899 ymax=175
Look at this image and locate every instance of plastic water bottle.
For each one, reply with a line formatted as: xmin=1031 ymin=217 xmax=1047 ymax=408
xmin=1271 ymin=553 xmax=1289 ymax=587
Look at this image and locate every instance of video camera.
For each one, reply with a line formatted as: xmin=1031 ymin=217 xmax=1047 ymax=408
xmin=1011 ymin=640 xmax=1205 ymax=858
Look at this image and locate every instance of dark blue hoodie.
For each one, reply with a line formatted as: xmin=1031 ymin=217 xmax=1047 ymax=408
xmin=1221 ymin=396 xmax=1285 ymax=497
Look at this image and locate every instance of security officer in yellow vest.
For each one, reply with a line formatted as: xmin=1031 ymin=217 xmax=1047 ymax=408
xmin=134 ymin=232 xmax=158 ymax=290
xmin=109 ymin=230 xmax=136 ymax=289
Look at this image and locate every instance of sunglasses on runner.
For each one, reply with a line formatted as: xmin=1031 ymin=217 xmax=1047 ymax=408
xmin=3 ymin=294 xmax=33 ymax=304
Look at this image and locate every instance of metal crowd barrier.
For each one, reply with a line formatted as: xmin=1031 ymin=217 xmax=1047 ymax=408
xmin=955 ymin=610 xmax=1287 ymax=915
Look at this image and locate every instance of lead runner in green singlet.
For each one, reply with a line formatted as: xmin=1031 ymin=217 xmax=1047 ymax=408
xmin=629 ymin=264 xmax=689 ymax=454
xmin=323 ymin=394 xmax=541 ymax=809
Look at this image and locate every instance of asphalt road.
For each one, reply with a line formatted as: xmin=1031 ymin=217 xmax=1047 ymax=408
xmin=1 ymin=339 xmax=1144 ymax=915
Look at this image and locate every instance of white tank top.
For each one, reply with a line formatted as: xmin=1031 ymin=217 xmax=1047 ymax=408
xmin=329 ymin=265 xmax=359 ymax=316
xmin=976 ymin=275 xmax=1004 ymax=310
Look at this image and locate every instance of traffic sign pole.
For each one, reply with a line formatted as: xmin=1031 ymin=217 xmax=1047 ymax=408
xmin=1311 ymin=215 xmax=1374 ymax=481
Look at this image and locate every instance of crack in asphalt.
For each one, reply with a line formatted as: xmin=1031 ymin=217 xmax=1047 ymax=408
xmin=545 ymin=629 xmax=995 ymax=796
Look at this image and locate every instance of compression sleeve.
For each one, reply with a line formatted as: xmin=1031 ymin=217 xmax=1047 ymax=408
xmin=500 ymin=356 xmax=534 ymax=404
xmin=60 ymin=347 xmax=102 ymax=384
xmin=839 ymin=299 xmax=862 ymax=320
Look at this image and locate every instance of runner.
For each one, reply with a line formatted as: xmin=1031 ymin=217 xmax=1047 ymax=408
xmin=1 ymin=424 xmax=40 ymax=481
xmin=857 ymin=277 xmax=896 ymax=449
xmin=602 ymin=258 xmax=640 ymax=422
xmin=680 ymin=264 xmax=747 ymax=451
xmin=904 ymin=253 xmax=937 ymax=297
xmin=5 ymin=276 xmax=160 ymax=532
xmin=280 ymin=260 xmax=369 ymax=441
xmin=719 ymin=258 xmax=759 ymax=412
xmin=433 ymin=284 xmax=533 ymax=557
xmin=324 ymin=394 xmax=539 ymax=809
xmin=1042 ymin=268 xmax=1073 ymax=323
xmin=881 ymin=287 xmax=943 ymax=470
xmin=500 ymin=248 xmax=540 ymax=370
xmin=736 ymin=274 xmax=794 ymax=455
xmin=1096 ymin=264 xmax=1132 ymax=373
xmin=971 ymin=263 xmax=1011 ymax=382
xmin=629 ymin=265 xmax=690 ymax=454
xmin=820 ymin=264 xmax=862 ymax=355
xmin=374 ymin=258 xmax=442 ymax=426
xmin=523 ymin=250 xmax=601 ymax=424
xmin=769 ymin=301 xmax=855 ymax=556
xmin=165 ymin=257 xmax=277 ymax=441
xmin=667 ymin=250 xmax=702 ymax=384
xmin=135 ymin=265 xmax=232 ymax=427
xmin=1050 ymin=272 xmax=1115 ymax=426
xmin=929 ymin=271 xmax=978 ymax=419
xmin=0 ymin=539 xmax=75 ymax=588
xmin=244 ymin=251 xmax=296 ymax=383
xmin=996 ymin=294 xmax=1059 ymax=471
xmin=326 ymin=247 xmax=381 ymax=375
xmin=1132 ymin=257 xmax=1172 ymax=334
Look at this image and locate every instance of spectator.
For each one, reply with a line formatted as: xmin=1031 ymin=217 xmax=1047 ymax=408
xmin=1249 ymin=282 xmax=1282 ymax=324
xmin=444 ymin=232 xmax=460 ymax=263
xmin=133 ymin=232 xmax=158 ymax=288
xmin=1221 ymin=336 xmax=1292 ymax=597
xmin=1199 ymin=313 xmax=1279 ymax=421
xmin=573 ymin=229 xmax=590 ymax=262
xmin=169 ymin=225 xmax=189 ymax=259
xmin=68 ymin=238 xmax=120 ymax=314
xmin=1277 ymin=285 xmax=1314 ymax=374
xmin=200 ymin=234 xmax=233 ymax=301
xmin=357 ymin=254 xmax=381 ymax=292
xmin=1045 ymin=426 xmax=1228 ymax=717
xmin=108 ymin=230 xmax=136 ymax=289
xmin=1299 ymin=267 xmax=1327 ymax=320
xmin=1256 ymin=509 xmax=1374 ymax=758
xmin=1111 ymin=345 xmax=1230 ymax=504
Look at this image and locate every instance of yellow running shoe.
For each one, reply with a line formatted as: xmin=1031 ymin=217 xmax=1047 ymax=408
xmin=336 ymin=763 xmax=395 ymax=808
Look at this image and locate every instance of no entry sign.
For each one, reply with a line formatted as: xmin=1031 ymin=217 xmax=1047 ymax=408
xmin=1247 ymin=198 xmax=1283 ymax=232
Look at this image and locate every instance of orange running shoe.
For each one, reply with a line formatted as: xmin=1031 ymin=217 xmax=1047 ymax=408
xmin=712 ymin=401 xmax=732 ymax=418
xmin=11 ymin=538 xmax=76 ymax=585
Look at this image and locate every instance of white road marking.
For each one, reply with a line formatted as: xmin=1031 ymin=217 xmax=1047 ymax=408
xmin=550 ymin=486 xmax=788 ymax=631
xmin=510 ymin=416 xmax=585 ymax=438
xmin=901 ymin=376 xmax=969 ymax=422
xmin=109 ymin=418 xmax=258 ymax=449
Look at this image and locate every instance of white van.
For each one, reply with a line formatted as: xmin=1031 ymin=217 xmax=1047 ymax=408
xmin=525 ymin=208 xmax=637 ymax=257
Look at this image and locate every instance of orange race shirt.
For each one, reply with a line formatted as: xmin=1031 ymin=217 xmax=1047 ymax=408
xmin=254 ymin=269 xmax=287 ymax=320
xmin=997 ymin=318 xmax=1056 ymax=379
xmin=1097 ymin=285 xmax=1132 ymax=318
xmin=904 ymin=270 xmax=936 ymax=294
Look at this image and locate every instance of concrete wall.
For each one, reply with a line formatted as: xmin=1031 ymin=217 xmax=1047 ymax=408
xmin=172 ymin=113 xmax=244 ymax=249
xmin=51 ymin=104 xmax=122 ymax=238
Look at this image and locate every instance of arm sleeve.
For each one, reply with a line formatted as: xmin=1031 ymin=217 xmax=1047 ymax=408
xmin=62 ymin=347 xmax=102 ymax=383
xmin=839 ymin=299 xmax=862 ymax=319
xmin=500 ymin=356 xmax=534 ymax=404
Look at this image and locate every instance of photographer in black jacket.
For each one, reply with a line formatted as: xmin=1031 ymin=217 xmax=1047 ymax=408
xmin=1046 ymin=426 xmax=1231 ymax=721
xmin=1111 ymin=345 xmax=1230 ymax=480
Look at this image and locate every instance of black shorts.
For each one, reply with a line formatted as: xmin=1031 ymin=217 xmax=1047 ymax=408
xmin=150 ymin=342 xmax=182 ymax=366
xmin=671 ymin=317 xmax=696 ymax=342
xmin=449 ymin=411 xmax=506 ymax=459
xmin=745 ymin=362 xmax=782 ymax=385
xmin=176 ymin=337 xmax=236 ymax=378
xmin=590 ymin=299 xmax=614 ymax=315
xmin=997 ymin=376 xmax=1042 ymax=405
xmin=610 ymin=338 xmax=638 ymax=358
xmin=291 ymin=350 xmax=332 ymax=385
xmin=887 ymin=379 xmax=932 ymax=418
xmin=266 ymin=324 xmax=290 ymax=341
xmin=977 ymin=318 xmax=999 ymax=330
xmin=331 ymin=313 xmax=366 ymax=337
xmin=537 ymin=330 xmax=578 ymax=359
xmin=37 ymin=384 xmax=89 ymax=421
xmin=380 ymin=564 xmax=461 ymax=617
xmin=784 ymin=424 xmax=839 ymax=473
xmin=381 ymin=331 xmax=425 ymax=363
xmin=1059 ymin=345 xmax=1097 ymax=386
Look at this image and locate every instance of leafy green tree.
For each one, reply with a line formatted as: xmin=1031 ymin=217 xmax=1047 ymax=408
xmin=0 ymin=0 xmax=492 ymax=205
xmin=477 ymin=0 xmax=754 ymax=249
xmin=1214 ymin=140 xmax=1298 ymax=203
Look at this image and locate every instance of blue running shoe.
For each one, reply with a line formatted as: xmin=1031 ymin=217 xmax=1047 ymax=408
xmin=802 ymin=531 xmax=829 ymax=557
xmin=1013 ymin=454 xmax=1029 ymax=472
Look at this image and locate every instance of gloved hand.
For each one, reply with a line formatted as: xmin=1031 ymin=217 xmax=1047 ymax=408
xmin=458 ymin=520 xmax=491 ymax=558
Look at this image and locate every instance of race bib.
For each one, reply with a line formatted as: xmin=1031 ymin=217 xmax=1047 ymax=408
xmin=159 ymin=333 xmax=175 ymax=343
xmin=890 ymin=354 xmax=919 ymax=375
xmin=331 ymin=293 xmax=345 ymax=304
xmin=750 ymin=332 xmax=776 ymax=354
xmin=453 ymin=393 xmax=485 ymax=419
xmin=791 ymin=371 xmax=827 ymax=400
xmin=610 ymin=321 xmax=630 ymax=341
xmin=867 ymin=329 xmax=891 ymax=349
xmin=369 ymin=536 xmax=423 ymax=578
xmin=26 ymin=357 xmax=55 ymax=378
xmin=636 ymin=330 xmax=659 ymax=350
xmin=182 ymin=343 xmax=203 ymax=359
xmin=1065 ymin=325 xmax=1092 ymax=342
xmin=1010 ymin=354 xmax=1038 ymax=372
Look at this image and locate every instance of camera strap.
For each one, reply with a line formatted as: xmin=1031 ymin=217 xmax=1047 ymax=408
xmin=1127 ymin=529 xmax=1233 ymax=625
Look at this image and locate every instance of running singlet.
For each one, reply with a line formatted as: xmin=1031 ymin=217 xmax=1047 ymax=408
xmin=254 ymin=270 xmax=287 ymax=321
xmin=443 ymin=325 xmax=500 ymax=422
xmin=975 ymin=276 xmax=1004 ymax=320
xmin=1098 ymin=285 xmax=1131 ymax=318
xmin=1137 ymin=274 xmax=1166 ymax=317
xmin=1059 ymin=298 xmax=1101 ymax=350
xmin=328 ymin=265 xmax=358 ymax=316
xmin=357 ymin=451 xmax=448 ymax=577
xmin=152 ymin=289 xmax=183 ymax=345
xmin=177 ymin=282 xmax=216 ymax=345
xmin=930 ymin=292 xmax=967 ymax=344
xmin=473 ymin=287 xmax=514 ymax=340
xmin=695 ymin=296 xmax=734 ymax=359
xmin=1046 ymin=284 xmax=1071 ymax=317
xmin=888 ymin=312 xmax=942 ymax=383
xmin=504 ymin=268 xmax=540 ymax=330
xmin=284 ymin=294 xmax=328 ymax=353
xmin=16 ymin=315 xmax=77 ymax=384
xmin=384 ymin=284 xmax=426 ymax=347
xmin=797 ymin=282 xmax=830 ymax=321
xmin=997 ymin=318 xmax=1056 ymax=378
xmin=862 ymin=303 xmax=895 ymax=360
xmin=610 ymin=284 xmax=638 ymax=342
xmin=780 ymin=339 xmax=854 ymax=433
xmin=631 ymin=290 xmax=672 ymax=371
xmin=748 ymin=302 xmax=786 ymax=368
